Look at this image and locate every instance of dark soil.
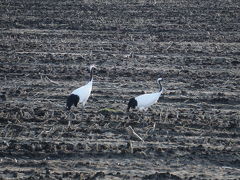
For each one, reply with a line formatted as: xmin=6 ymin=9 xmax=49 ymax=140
xmin=0 ymin=0 xmax=240 ymax=179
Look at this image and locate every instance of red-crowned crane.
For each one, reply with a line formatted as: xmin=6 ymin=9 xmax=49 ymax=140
xmin=66 ymin=65 xmax=96 ymax=121
xmin=127 ymin=78 xmax=163 ymax=112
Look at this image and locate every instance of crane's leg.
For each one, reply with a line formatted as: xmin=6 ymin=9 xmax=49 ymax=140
xmin=81 ymin=107 xmax=83 ymax=119
xmin=140 ymin=109 xmax=148 ymax=128
xmin=68 ymin=119 xmax=71 ymax=128
xmin=81 ymin=104 xmax=84 ymax=120
xmin=67 ymin=111 xmax=73 ymax=129
xmin=142 ymin=111 xmax=146 ymax=127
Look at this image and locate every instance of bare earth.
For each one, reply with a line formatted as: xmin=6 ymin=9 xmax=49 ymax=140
xmin=0 ymin=0 xmax=240 ymax=179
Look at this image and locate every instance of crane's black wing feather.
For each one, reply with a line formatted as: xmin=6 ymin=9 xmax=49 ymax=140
xmin=127 ymin=98 xmax=137 ymax=112
xmin=66 ymin=94 xmax=80 ymax=110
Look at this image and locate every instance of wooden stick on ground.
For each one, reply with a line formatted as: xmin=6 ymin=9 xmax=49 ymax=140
xmin=146 ymin=122 xmax=156 ymax=135
xmin=165 ymin=41 xmax=173 ymax=51
xmin=126 ymin=126 xmax=144 ymax=142
xmin=45 ymin=76 xmax=60 ymax=85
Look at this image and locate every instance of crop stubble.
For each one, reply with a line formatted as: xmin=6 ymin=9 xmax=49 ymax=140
xmin=0 ymin=0 xmax=240 ymax=179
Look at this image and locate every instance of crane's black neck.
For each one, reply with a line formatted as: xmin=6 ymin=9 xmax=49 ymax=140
xmin=158 ymin=80 xmax=163 ymax=92
xmin=90 ymin=68 xmax=94 ymax=81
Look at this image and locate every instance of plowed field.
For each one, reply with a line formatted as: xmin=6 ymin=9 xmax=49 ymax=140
xmin=0 ymin=0 xmax=240 ymax=179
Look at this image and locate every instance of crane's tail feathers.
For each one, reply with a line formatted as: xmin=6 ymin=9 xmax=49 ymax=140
xmin=66 ymin=94 xmax=80 ymax=111
xmin=127 ymin=98 xmax=137 ymax=112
